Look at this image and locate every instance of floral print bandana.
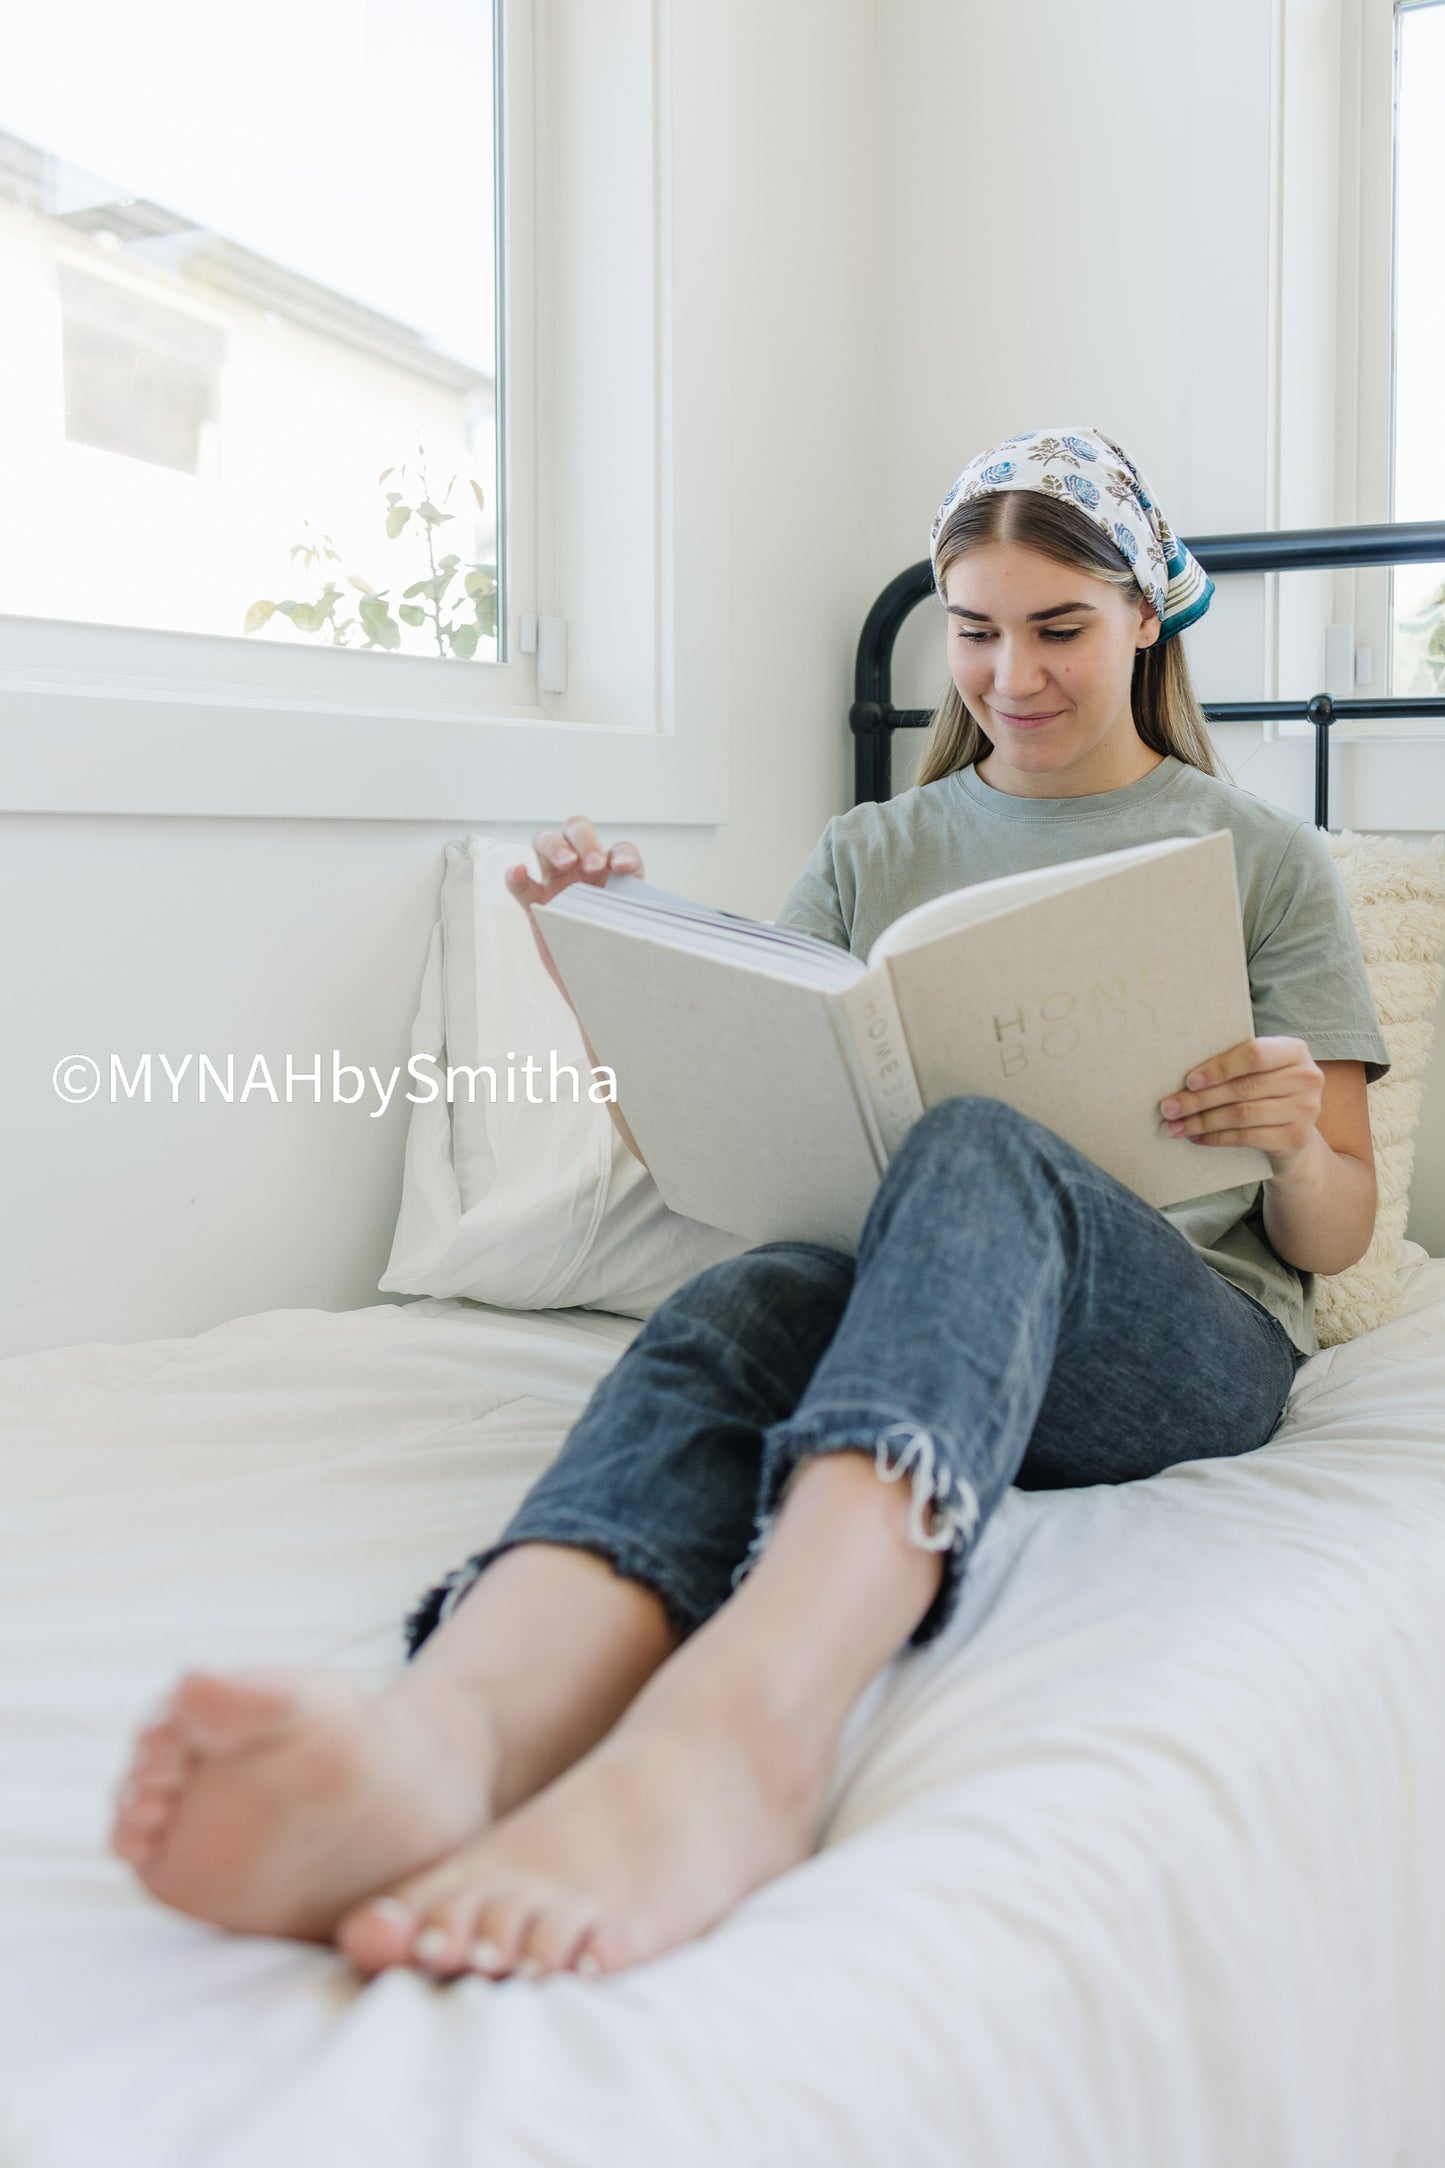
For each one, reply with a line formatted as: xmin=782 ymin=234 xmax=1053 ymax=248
xmin=929 ymin=426 xmax=1215 ymax=642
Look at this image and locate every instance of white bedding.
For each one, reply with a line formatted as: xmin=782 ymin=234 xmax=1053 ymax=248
xmin=3 ymin=1268 xmax=1445 ymax=2168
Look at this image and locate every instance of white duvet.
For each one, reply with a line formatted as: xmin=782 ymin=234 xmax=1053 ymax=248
xmin=3 ymin=1267 xmax=1445 ymax=2168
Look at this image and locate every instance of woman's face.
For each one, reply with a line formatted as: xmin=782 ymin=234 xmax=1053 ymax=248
xmin=941 ymin=540 xmax=1161 ymax=791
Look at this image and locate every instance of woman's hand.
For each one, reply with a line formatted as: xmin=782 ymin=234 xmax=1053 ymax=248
xmin=507 ymin=816 xmax=651 ymax=1170
xmin=1159 ymin=1035 xmax=1326 ymax=1180
xmin=506 ymin=816 xmax=644 ymax=1001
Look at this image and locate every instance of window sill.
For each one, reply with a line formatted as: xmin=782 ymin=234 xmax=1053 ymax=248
xmin=0 ymin=682 xmax=728 ymax=824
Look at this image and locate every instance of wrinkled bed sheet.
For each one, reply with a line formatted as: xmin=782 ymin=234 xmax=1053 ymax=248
xmin=2 ymin=1267 xmax=1445 ymax=2168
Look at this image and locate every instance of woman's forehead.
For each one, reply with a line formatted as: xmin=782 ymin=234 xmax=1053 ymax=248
xmin=941 ymin=543 xmax=1113 ymax=610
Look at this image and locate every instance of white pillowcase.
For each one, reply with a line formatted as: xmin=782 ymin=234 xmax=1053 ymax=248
xmin=379 ymin=836 xmax=747 ymax=1317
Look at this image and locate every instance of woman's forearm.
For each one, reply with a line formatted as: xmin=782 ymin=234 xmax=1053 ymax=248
xmin=1261 ymin=1129 xmax=1377 ymax=1275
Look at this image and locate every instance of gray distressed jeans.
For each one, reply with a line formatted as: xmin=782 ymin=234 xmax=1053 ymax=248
xmin=408 ymin=1097 xmax=1302 ymax=1653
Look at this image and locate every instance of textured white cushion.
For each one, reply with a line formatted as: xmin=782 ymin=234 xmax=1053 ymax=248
xmin=1313 ymin=832 xmax=1445 ymax=1346
xmin=379 ymin=837 xmax=745 ymax=1316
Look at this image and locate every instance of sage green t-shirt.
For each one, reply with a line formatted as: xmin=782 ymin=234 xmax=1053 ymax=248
xmin=774 ymin=755 xmax=1390 ymax=1357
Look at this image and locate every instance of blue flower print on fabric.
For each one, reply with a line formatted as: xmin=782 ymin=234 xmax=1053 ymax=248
xmin=930 ymin=427 xmax=1215 ymax=644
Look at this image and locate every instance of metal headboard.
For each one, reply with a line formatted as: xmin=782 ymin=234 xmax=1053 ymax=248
xmin=850 ymin=520 xmax=1445 ymax=826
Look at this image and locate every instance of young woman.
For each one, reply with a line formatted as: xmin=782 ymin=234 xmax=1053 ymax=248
xmin=111 ymin=426 xmax=1388 ymax=1989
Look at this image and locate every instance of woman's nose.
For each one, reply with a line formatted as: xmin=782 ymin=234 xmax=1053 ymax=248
xmin=990 ymin=641 xmax=1049 ymax=697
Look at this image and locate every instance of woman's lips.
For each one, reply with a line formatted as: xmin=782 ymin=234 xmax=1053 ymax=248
xmin=993 ymin=709 xmax=1063 ymax=729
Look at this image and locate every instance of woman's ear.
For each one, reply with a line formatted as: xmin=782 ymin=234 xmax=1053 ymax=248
xmin=1136 ymin=600 xmax=1163 ymax=651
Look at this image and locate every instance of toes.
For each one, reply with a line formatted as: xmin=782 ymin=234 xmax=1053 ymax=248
xmin=167 ymin=1669 xmax=303 ymax=1754
xmin=518 ymin=1898 xmax=604 ymax=1979
xmin=454 ymin=1885 xmax=543 ymax=1979
xmin=132 ymin=1720 xmax=189 ymax=1790
xmin=336 ymin=1895 xmax=420 ymax=1977
xmin=580 ymin=1918 xmax=637 ymax=1977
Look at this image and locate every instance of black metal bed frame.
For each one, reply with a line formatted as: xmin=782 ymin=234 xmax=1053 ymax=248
xmin=850 ymin=520 xmax=1445 ymax=827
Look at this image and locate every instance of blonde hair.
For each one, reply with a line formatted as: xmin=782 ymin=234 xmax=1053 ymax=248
xmin=916 ymin=489 xmax=1221 ymax=788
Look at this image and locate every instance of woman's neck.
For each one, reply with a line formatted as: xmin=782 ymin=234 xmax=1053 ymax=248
xmin=974 ymin=726 xmax=1165 ymax=800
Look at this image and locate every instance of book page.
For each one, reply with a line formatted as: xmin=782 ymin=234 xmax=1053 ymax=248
xmin=868 ymin=836 xmax=1198 ymax=964
xmin=881 ymin=830 xmax=1267 ymax=1208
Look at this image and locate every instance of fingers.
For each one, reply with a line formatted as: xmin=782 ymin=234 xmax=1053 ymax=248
xmin=507 ymin=818 xmax=644 ymax=906
xmin=1160 ymin=1038 xmax=1321 ymax=1124
xmin=1169 ymin=1101 xmax=1317 ymax=1153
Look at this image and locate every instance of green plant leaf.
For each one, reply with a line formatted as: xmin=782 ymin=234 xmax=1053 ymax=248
xmin=449 ymin=622 xmax=479 ymax=659
xmin=378 ymin=466 xmax=395 ymax=485
xmin=386 ymin=506 xmax=412 ymax=539
xmin=470 ymin=478 xmax=486 ymax=512
xmin=416 ymin=500 xmax=453 ymax=526
xmin=438 ymin=553 xmax=461 ymax=572
xmin=399 ymin=604 xmax=426 ymax=627
xmin=358 ymin=595 xmax=402 ymax=649
xmin=288 ymin=602 xmax=325 ymax=633
xmin=474 ymin=590 xmax=498 ymax=638
xmin=244 ymin=599 xmax=277 ymax=634
xmin=463 ymin=567 xmax=496 ymax=599
xmin=347 ymin=575 xmax=378 ymax=596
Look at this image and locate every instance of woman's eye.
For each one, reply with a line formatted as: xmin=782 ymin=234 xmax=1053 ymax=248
xmin=953 ymin=627 xmax=1084 ymax=644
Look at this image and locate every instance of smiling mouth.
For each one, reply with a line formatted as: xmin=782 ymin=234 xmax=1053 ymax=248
xmin=993 ymin=709 xmax=1063 ymax=724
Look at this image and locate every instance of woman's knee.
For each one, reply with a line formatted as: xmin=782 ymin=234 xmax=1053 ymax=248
xmin=642 ymin=1240 xmax=855 ymax=1347
xmin=888 ymin=1095 xmax=1061 ymax=1184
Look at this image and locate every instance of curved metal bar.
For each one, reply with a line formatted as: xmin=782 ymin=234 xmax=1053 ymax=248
xmin=850 ymin=520 xmax=1445 ymax=822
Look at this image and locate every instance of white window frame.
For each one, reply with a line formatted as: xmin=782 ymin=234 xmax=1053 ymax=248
xmin=0 ymin=0 xmax=729 ymax=826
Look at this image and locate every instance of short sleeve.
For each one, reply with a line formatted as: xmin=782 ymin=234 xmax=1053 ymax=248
xmin=1247 ymin=823 xmax=1390 ymax=1081
xmin=772 ymin=819 xmax=854 ymax=952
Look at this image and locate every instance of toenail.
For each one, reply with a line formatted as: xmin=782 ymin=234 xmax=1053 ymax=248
xmin=515 ymin=1956 xmax=542 ymax=1980
xmin=469 ymin=1940 xmax=502 ymax=1973
xmin=367 ymin=1897 xmax=414 ymax=1927
xmin=574 ymin=1952 xmax=602 ymax=1979
xmin=414 ymin=1928 xmax=452 ymax=1966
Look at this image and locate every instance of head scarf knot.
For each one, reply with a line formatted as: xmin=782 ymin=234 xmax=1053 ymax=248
xmin=929 ymin=426 xmax=1214 ymax=642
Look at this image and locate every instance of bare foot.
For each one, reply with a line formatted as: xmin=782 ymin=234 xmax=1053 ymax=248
xmin=110 ymin=1668 xmax=498 ymax=1939
xmin=336 ymin=1662 xmax=836 ymax=1983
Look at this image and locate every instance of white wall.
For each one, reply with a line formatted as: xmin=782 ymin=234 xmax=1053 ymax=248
xmin=0 ymin=0 xmax=878 ymax=1356
xmin=3 ymin=0 xmax=1442 ymax=1358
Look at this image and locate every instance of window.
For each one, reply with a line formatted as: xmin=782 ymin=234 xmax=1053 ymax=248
xmin=0 ymin=0 xmax=501 ymax=664
xmin=1391 ymin=0 xmax=1445 ymax=695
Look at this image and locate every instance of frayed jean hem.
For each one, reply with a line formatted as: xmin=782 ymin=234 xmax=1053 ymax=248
xmin=404 ymin=1519 xmax=714 ymax=1657
xmin=735 ymin=1407 xmax=983 ymax=1648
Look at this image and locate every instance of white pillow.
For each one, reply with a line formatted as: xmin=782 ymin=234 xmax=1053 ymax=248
xmin=379 ymin=837 xmax=747 ymax=1316
xmin=1312 ymin=832 xmax=1445 ymax=1346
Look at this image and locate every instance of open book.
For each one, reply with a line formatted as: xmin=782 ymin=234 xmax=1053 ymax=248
xmin=537 ymin=830 xmax=1269 ymax=1249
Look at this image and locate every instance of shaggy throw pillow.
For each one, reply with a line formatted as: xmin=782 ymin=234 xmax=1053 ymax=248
xmin=1313 ymin=831 xmax=1445 ymax=1346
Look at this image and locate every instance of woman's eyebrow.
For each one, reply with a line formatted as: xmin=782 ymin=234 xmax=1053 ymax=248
xmin=945 ymin=601 xmax=1100 ymax=622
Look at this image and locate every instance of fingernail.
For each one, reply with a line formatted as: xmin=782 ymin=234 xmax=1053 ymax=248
xmin=367 ymin=1897 xmax=414 ymax=1927
xmin=414 ymin=1927 xmax=452 ymax=1965
xmin=1187 ymin=1071 xmax=1205 ymax=1090
xmin=555 ymin=846 xmax=576 ymax=865
xmin=583 ymin=851 xmax=605 ymax=872
xmin=515 ymin=1955 xmax=543 ymax=1980
xmin=469 ymin=1939 xmax=502 ymax=1973
xmin=1167 ymin=1121 xmax=1185 ymax=1135
xmin=1161 ymin=1099 xmax=1180 ymax=1117
xmin=574 ymin=1951 xmax=602 ymax=1979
